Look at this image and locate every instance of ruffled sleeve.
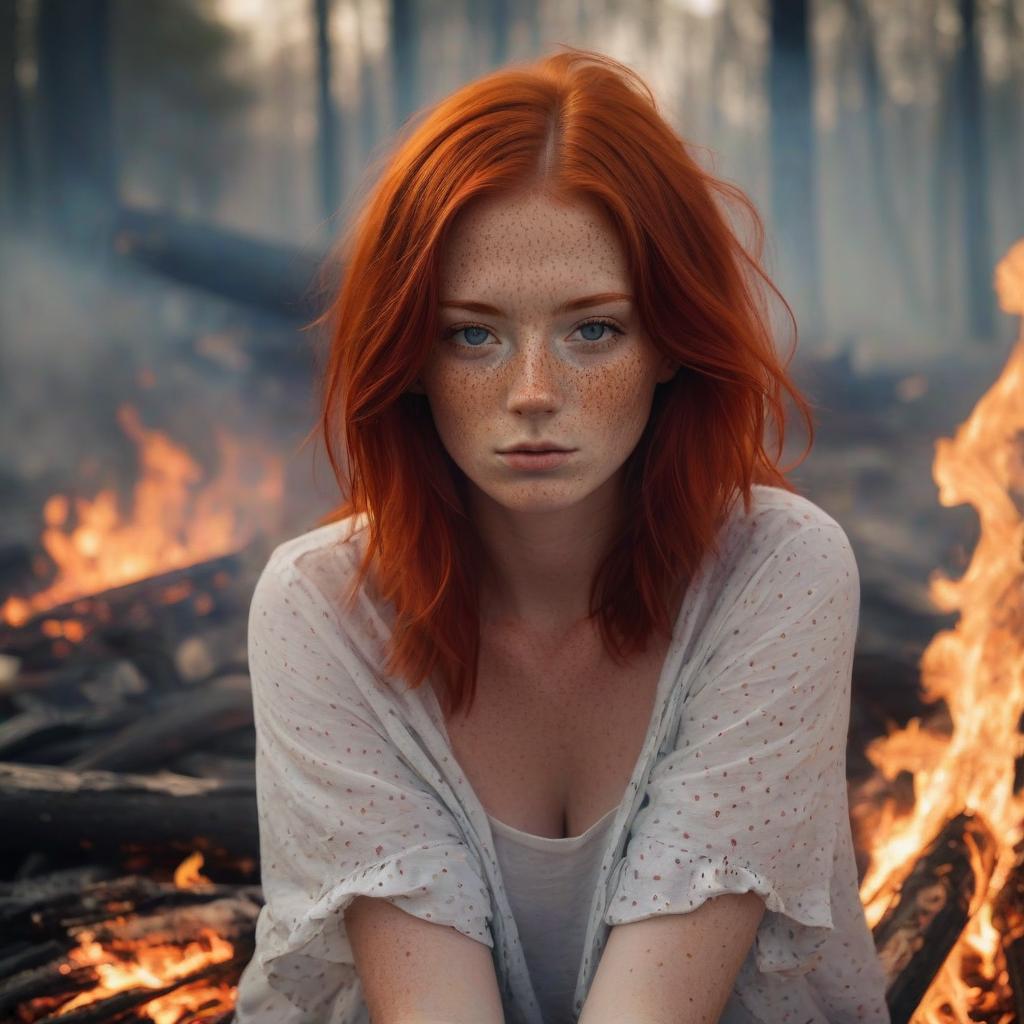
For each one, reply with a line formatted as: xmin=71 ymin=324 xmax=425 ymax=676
xmin=236 ymin=552 xmax=493 ymax=1021
xmin=605 ymin=517 xmax=860 ymax=979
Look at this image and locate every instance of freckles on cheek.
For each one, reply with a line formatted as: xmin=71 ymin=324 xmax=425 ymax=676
xmin=432 ymin=367 xmax=487 ymax=438
xmin=582 ymin=360 xmax=649 ymax=424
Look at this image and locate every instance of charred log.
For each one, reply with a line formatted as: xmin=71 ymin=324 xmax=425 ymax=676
xmin=0 ymin=960 xmax=97 ymax=1018
xmin=0 ymin=762 xmax=257 ymax=859
xmin=992 ymin=842 xmax=1024 ymax=1018
xmin=64 ymin=676 xmax=252 ymax=773
xmin=0 ymin=939 xmax=68 ymax=983
xmin=2 ymin=872 xmax=261 ymax=936
xmin=0 ymin=703 xmax=138 ymax=760
xmin=111 ymin=204 xmax=325 ymax=322
xmin=67 ymin=893 xmax=261 ymax=944
xmin=872 ymin=811 xmax=999 ymax=1023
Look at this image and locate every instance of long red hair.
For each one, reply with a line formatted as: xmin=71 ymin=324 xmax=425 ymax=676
xmin=305 ymin=46 xmax=815 ymax=720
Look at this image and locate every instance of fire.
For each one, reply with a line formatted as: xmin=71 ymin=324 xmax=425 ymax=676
xmin=1 ymin=403 xmax=284 ymax=629
xmin=55 ymin=927 xmax=235 ymax=1022
xmin=853 ymin=239 xmax=1024 ymax=1021
xmin=174 ymin=851 xmax=214 ymax=889
xmin=36 ymin=853 xmax=237 ymax=1022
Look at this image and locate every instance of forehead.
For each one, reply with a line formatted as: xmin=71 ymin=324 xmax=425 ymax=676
xmin=439 ymin=191 xmax=629 ymax=298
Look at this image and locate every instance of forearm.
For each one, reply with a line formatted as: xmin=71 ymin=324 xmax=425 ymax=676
xmin=578 ymin=893 xmax=764 ymax=1024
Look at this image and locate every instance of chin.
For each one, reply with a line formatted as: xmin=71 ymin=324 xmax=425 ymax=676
xmin=492 ymin=482 xmax=595 ymax=513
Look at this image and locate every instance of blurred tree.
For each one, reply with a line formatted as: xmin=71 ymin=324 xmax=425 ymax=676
xmin=314 ymin=0 xmax=340 ymax=221
xmin=769 ymin=0 xmax=824 ymax=341
xmin=391 ymin=0 xmax=417 ymax=131
xmin=35 ymin=0 xmax=117 ymax=245
xmin=0 ymin=0 xmax=29 ymax=228
xmin=956 ymin=0 xmax=995 ymax=342
xmin=846 ymin=0 xmax=927 ymax=326
xmin=110 ymin=0 xmax=255 ymax=217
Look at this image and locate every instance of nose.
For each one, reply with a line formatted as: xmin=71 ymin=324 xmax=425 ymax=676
xmin=504 ymin=334 xmax=564 ymax=414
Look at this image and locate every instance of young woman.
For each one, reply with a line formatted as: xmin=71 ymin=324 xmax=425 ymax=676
xmin=233 ymin=47 xmax=891 ymax=1024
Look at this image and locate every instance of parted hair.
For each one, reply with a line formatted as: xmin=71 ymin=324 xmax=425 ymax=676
xmin=305 ymin=46 xmax=815 ymax=720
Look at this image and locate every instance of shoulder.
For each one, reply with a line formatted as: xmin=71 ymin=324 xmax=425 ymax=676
xmin=248 ymin=513 xmax=400 ymax=694
xmin=247 ymin=513 xmax=382 ymax=672
xmin=700 ymin=486 xmax=859 ymax=631
xmin=252 ymin=513 xmax=372 ymax=621
xmin=719 ymin=485 xmax=857 ymax=578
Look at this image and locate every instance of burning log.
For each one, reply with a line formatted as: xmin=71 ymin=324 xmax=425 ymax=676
xmin=0 ymin=762 xmax=258 ymax=860
xmin=872 ymin=811 xmax=999 ymax=1023
xmin=992 ymin=841 xmax=1024 ymax=1019
xmin=0 ymin=551 xmax=249 ymax=670
xmin=26 ymin=954 xmax=245 ymax=1024
xmin=2 ymin=893 xmax=259 ymax=1023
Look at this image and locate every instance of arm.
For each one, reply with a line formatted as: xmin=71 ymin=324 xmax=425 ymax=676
xmin=244 ymin=555 xmax=498 ymax=1021
xmin=584 ymin=518 xmax=861 ymax=1020
xmin=345 ymin=895 xmax=505 ymax=1024
xmin=578 ymin=892 xmax=765 ymax=1024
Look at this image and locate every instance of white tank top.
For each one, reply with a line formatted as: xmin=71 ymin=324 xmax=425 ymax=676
xmin=486 ymin=806 xmax=618 ymax=1024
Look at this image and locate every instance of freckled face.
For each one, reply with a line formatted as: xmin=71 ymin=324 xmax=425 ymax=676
xmin=412 ymin=190 xmax=677 ymax=515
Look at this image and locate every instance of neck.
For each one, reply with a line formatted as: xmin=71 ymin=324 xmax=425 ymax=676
xmin=470 ymin=470 xmax=626 ymax=632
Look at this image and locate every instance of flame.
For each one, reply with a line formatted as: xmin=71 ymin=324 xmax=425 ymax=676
xmin=54 ymin=926 xmax=236 ymax=1022
xmin=174 ymin=851 xmax=214 ymax=889
xmin=32 ymin=852 xmax=237 ymax=1022
xmin=1 ymin=403 xmax=284 ymax=629
xmin=853 ymin=239 xmax=1024 ymax=1020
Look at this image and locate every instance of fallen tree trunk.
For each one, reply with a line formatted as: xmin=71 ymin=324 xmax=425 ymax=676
xmin=0 ymin=762 xmax=257 ymax=859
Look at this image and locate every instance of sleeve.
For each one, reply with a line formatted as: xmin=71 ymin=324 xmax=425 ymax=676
xmin=604 ymin=518 xmax=860 ymax=979
xmin=241 ymin=554 xmax=493 ymax=1018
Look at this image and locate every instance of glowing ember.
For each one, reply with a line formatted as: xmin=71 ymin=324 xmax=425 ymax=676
xmin=854 ymin=238 xmax=1024 ymax=1021
xmin=174 ymin=851 xmax=214 ymax=889
xmin=1 ymin=403 xmax=283 ymax=629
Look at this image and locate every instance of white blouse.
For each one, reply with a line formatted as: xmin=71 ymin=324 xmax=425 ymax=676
xmin=487 ymin=806 xmax=619 ymax=1024
xmin=232 ymin=484 xmax=892 ymax=1024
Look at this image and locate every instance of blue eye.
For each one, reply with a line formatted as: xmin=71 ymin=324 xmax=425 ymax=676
xmin=458 ymin=325 xmax=491 ymax=347
xmin=578 ymin=320 xmax=619 ymax=343
xmin=442 ymin=318 xmax=624 ymax=351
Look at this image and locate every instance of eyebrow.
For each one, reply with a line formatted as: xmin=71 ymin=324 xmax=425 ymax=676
xmin=438 ymin=292 xmax=633 ymax=316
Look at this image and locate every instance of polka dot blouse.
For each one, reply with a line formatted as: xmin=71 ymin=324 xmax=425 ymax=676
xmin=232 ymin=485 xmax=892 ymax=1024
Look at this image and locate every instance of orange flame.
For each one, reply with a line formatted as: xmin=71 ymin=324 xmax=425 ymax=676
xmin=854 ymin=239 xmax=1024 ymax=1020
xmin=54 ymin=926 xmax=235 ymax=1022
xmin=1 ymin=403 xmax=283 ymax=628
xmin=34 ymin=852 xmax=238 ymax=1022
xmin=174 ymin=851 xmax=214 ymax=889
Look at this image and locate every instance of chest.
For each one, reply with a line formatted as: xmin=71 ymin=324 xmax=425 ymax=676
xmin=436 ymin=622 xmax=669 ymax=840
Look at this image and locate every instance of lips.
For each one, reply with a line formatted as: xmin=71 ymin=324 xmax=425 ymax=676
xmin=500 ymin=445 xmax=574 ymax=453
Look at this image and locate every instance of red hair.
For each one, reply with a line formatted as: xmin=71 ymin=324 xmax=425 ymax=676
xmin=306 ymin=46 xmax=815 ymax=720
